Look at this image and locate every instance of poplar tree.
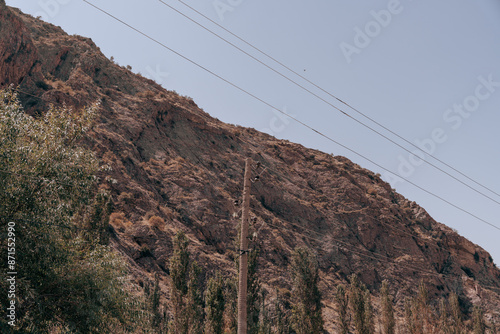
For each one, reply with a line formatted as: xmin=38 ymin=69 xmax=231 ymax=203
xmin=380 ymin=280 xmax=395 ymax=334
xmin=364 ymin=289 xmax=375 ymax=334
xmin=438 ymin=298 xmax=451 ymax=334
xmin=272 ymin=289 xmax=291 ymax=334
xmin=205 ymin=272 xmax=225 ymax=334
xmin=472 ymin=306 xmax=486 ymax=334
xmin=350 ymin=274 xmax=369 ymax=334
xmin=449 ymin=293 xmax=464 ymax=334
xmin=247 ymin=248 xmax=263 ymax=334
xmin=335 ymin=285 xmax=350 ymax=334
xmin=290 ymin=247 xmax=323 ymax=334
xmin=169 ymin=231 xmax=204 ymax=333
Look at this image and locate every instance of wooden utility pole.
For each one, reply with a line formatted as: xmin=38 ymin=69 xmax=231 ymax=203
xmin=237 ymin=158 xmax=252 ymax=334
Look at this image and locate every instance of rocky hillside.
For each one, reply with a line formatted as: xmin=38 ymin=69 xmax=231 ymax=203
xmin=1 ymin=3 xmax=499 ymax=330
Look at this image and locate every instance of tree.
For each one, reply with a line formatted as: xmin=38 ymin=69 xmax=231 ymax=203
xmin=205 ymin=272 xmax=225 ymax=334
xmin=438 ymin=298 xmax=451 ymax=334
xmin=170 ymin=231 xmax=190 ymax=295
xmin=364 ymin=289 xmax=375 ymax=334
xmin=404 ymin=281 xmax=436 ymax=334
xmin=258 ymin=290 xmax=272 ymax=334
xmin=151 ymin=273 xmax=162 ymax=328
xmin=224 ymin=277 xmax=238 ymax=334
xmin=380 ymin=280 xmax=395 ymax=334
xmin=0 ymin=89 xmax=143 ymax=332
xmin=335 ymin=285 xmax=350 ymax=334
xmin=188 ymin=262 xmax=205 ymax=334
xmin=169 ymin=231 xmax=204 ymax=334
xmin=350 ymin=274 xmax=371 ymax=334
xmin=404 ymin=297 xmax=417 ymax=334
xmin=472 ymin=306 xmax=486 ymax=334
xmin=271 ymin=289 xmax=291 ymax=334
xmin=449 ymin=293 xmax=464 ymax=334
xmin=233 ymin=230 xmax=266 ymax=334
xmin=290 ymin=247 xmax=323 ymax=334
xmin=247 ymin=248 xmax=263 ymax=334
xmin=416 ymin=281 xmax=432 ymax=333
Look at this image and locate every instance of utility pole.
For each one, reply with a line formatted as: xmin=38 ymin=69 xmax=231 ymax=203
xmin=237 ymin=158 xmax=252 ymax=334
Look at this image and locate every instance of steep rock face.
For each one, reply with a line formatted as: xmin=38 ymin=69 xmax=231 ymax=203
xmin=1 ymin=5 xmax=499 ymax=329
xmin=0 ymin=3 xmax=40 ymax=87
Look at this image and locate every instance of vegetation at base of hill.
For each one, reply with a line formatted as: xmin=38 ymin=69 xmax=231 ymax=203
xmin=0 ymin=89 xmax=153 ymax=333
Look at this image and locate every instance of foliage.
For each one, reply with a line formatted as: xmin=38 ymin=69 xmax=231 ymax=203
xmin=187 ymin=262 xmax=205 ymax=334
xmin=205 ymin=271 xmax=225 ymax=334
xmin=271 ymin=289 xmax=291 ymax=334
xmin=0 ymin=89 xmax=145 ymax=333
xmin=335 ymin=285 xmax=350 ymax=334
xmin=349 ymin=274 xmax=371 ymax=334
xmin=380 ymin=280 xmax=395 ymax=334
xmin=449 ymin=292 xmax=464 ymax=334
xmin=169 ymin=231 xmax=205 ymax=334
xmin=473 ymin=306 xmax=486 ymax=334
xmin=247 ymin=248 xmax=263 ymax=334
xmin=170 ymin=231 xmax=190 ymax=295
xmin=224 ymin=277 xmax=238 ymax=334
xmin=289 ymin=247 xmax=323 ymax=334
xmin=363 ymin=289 xmax=375 ymax=334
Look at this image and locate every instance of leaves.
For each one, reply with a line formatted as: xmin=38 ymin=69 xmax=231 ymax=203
xmin=0 ymin=89 xmax=143 ymax=333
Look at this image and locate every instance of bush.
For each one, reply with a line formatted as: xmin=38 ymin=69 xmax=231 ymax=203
xmin=0 ymin=89 xmax=149 ymax=332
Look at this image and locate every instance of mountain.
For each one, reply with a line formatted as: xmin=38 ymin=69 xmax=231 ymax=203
xmin=1 ymin=3 xmax=499 ymax=331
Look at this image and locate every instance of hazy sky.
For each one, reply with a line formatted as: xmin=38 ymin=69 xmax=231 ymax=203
xmin=7 ymin=0 xmax=500 ymax=263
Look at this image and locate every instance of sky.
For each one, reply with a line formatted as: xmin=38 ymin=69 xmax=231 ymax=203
xmin=6 ymin=0 xmax=500 ymax=264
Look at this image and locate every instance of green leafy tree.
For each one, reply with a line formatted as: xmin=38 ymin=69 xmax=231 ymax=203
xmin=404 ymin=281 xmax=437 ymax=334
xmin=363 ymin=289 xmax=375 ymax=334
xmin=438 ymin=298 xmax=451 ymax=334
xmin=0 ymin=89 xmax=143 ymax=332
xmin=258 ymin=289 xmax=272 ymax=334
xmin=289 ymin=247 xmax=323 ymax=334
xmin=233 ymin=230 xmax=265 ymax=333
xmin=449 ymin=292 xmax=464 ymax=334
xmin=350 ymin=274 xmax=369 ymax=334
xmin=472 ymin=306 xmax=486 ymax=334
xmin=224 ymin=277 xmax=238 ymax=334
xmin=247 ymin=248 xmax=263 ymax=334
xmin=188 ymin=262 xmax=205 ymax=334
xmin=404 ymin=297 xmax=417 ymax=334
xmin=380 ymin=280 xmax=395 ymax=334
xmin=335 ymin=285 xmax=350 ymax=334
xmin=271 ymin=289 xmax=291 ymax=334
xmin=205 ymin=272 xmax=225 ymax=334
xmin=169 ymin=231 xmax=204 ymax=334
xmin=145 ymin=272 xmax=167 ymax=331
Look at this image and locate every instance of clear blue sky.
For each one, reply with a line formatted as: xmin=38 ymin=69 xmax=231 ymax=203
xmin=7 ymin=0 xmax=500 ymax=264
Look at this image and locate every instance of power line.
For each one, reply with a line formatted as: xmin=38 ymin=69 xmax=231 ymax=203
xmin=14 ymin=63 xmax=478 ymax=274
xmin=263 ymin=215 xmax=500 ymax=294
xmin=156 ymin=0 xmax=500 ymax=206
xmin=80 ymin=0 xmax=500 ymax=232
xmin=172 ymin=0 xmax=500 ymax=200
